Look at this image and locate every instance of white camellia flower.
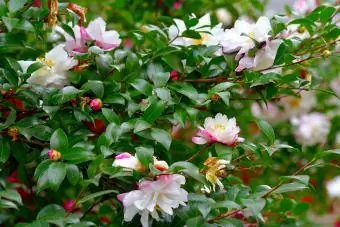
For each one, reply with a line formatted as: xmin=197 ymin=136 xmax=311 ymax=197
xmin=291 ymin=112 xmax=330 ymax=146
xmin=18 ymin=44 xmax=77 ymax=88
xmin=168 ymin=14 xmax=221 ymax=47
xmin=118 ymin=174 xmax=188 ymax=227
xmin=235 ymin=39 xmax=282 ymax=72
xmin=280 ymin=90 xmax=316 ymax=117
xmin=326 ymin=176 xmax=340 ymax=198
xmin=216 ymin=8 xmax=232 ymax=25
xmin=192 ymin=113 xmax=244 ymax=146
xmin=233 ymin=16 xmax=272 ymax=59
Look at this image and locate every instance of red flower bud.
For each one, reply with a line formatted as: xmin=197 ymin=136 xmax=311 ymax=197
xmin=83 ymin=119 xmax=106 ymax=134
xmin=63 ymin=200 xmax=75 ymax=212
xmin=170 ymin=70 xmax=179 ymax=81
xmin=90 ymin=99 xmax=103 ymax=111
xmin=32 ymin=0 xmax=42 ymax=7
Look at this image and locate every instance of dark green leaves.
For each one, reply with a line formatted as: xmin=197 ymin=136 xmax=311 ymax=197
xmin=151 ymin=128 xmax=172 ymax=150
xmin=37 ymin=162 xmax=67 ymax=193
xmin=143 ymin=100 xmax=165 ymax=123
xmin=136 ymin=146 xmax=154 ymax=167
xmin=50 ymin=129 xmax=68 ymax=153
xmin=256 ymin=120 xmax=275 ymax=144
xmin=0 ymin=138 xmax=10 ymax=163
xmin=130 ymin=79 xmax=153 ymax=96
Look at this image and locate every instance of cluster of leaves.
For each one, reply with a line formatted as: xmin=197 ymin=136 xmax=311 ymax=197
xmin=0 ymin=0 xmax=339 ymax=226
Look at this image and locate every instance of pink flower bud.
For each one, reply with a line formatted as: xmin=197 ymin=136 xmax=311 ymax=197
xmin=173 ymin=2 xmax=182 ymax=9
xmin=48 ymin=149 xmax=61 ymax=161
xmin=170 ymin=70 xmax=179 ymax=81
xmin=32 ymin=0 xmax=42 ymax=7
xmin=63 ymin=200 xmax=75 ymax=212
xmin=90 ymin=99 xmax=103 ymax=111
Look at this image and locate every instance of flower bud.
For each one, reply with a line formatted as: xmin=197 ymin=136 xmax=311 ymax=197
xmin=322 ymin=49 xmax=331 ymax=57
xmin=211 ymin=94 xmax=220 ymax=102
xmin=63 ymin=200 xmax=75 ymax=212
xmin=90 ymin=99 xmax=103 ymax=111
xmin=8 ymin=127 xmax=19 ymax=141
xmin=48 ymin=149 xmax=61 ymax=161
xmin=170 ymin=70 xmax=179 ymax=81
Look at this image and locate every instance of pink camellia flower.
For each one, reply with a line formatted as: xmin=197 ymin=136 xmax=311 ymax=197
xmin=173 ymin=1 xmax=182 ymax=9
xmin=90 ymin=98 xmax=103 ymax=111
xmin=118 ymin=174 xmax=188 ymax=227
xmin=32 ymin=0 xmax=42 ymax=7
xmin=86 ymin=18 xmax=122 ymax=51
xmin=192 ymin=113 xmax=244 ymax=146
xmin=63 ymin=200 xmax=75 ymax=212
xmin=57 ymin=17 xmax=121 ymax=55
xmin=63 ymin=25 xmax=91 ymax=55
xmin=293 ymin=0 xmax=318 ymax=15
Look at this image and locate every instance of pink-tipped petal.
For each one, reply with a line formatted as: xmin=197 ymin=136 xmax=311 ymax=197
xmin=115 ymin=152 xmax=132 ymax=160
xmin=192 ymin=137 xmax=208 ymax=145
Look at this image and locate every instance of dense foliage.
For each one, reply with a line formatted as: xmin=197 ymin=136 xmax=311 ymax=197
xmin=0 ymin=0 xmax=339 ymax=226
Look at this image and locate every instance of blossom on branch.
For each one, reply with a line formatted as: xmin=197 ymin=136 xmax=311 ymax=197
xmin=192 ymin=113 xmax=244 ymax=146
xmin=118 ymin=174 xmax=188 ymax=227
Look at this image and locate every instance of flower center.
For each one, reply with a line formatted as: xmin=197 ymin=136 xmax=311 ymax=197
xmin=248 ymin=31 xmax=255 ymax=39
xmin=192 ymin=33 xmax=206 ymax=45
xmin=38 ymin=57 xmax=54 ymax=68
xmin=289 ymin=98 xmax=301 ymax=108
xmin=214 ymin=124 xmax=226 ymax=131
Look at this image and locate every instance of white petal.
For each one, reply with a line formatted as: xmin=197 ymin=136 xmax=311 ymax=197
xmin=18 ymin=60 xmax=36 ymax=73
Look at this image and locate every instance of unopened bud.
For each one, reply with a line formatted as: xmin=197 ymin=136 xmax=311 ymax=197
xmin=322 ymin=50 xmax=331 ymax=57
xmin=8 ymin=127 xmax=19 ymax=141
xmin=297 ymin=26 xmax=306 ymax=34
xmin=170 ymin=70 xmax=179 ymax=81
xmin=48 ymin=149 xmax=62 ymax=161
xmin=211 ymin=94 xmax=220 ymax=102
xmin=90 ymin=99 xmax=103 ymax=111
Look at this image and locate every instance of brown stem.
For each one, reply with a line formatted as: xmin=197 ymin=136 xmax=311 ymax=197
xmin=186 ymin=145 xmax=211 ymax=162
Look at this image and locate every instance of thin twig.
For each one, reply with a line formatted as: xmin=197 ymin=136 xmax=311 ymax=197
xmin=186 ymin=145 xmax=211 ymax=162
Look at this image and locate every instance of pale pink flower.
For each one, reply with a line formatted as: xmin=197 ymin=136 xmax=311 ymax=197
xmin=293 ymin=0 xmax=318 ymax=15
xmin=118 ymin=174 xmax=188 ymax=227
xmin=291 ymin=112 xmax=330 ymax=146
xmin=192 ymin=113 xmax=244 ymax=146
xmin=86 ymin=18 xmax=121 ymax=51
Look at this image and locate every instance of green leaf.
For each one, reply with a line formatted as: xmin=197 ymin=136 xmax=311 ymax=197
xmin=274 ymin=182 xmax=308 ymax=194
xmin=182 ymin=30 xmax=201 ymax=39
xmin=162 ymin=54 xmax=183 ymax=73
xmin=0 ymin=108 xmax=16 ymax=130
xmin=256 ymin=120 xmax=275 ymax=144
xmin=130 ymin=79 xmax=153 ymax=96
xmin=37 ymin=163 xmax=67 ymax=193
xmin=34 ymin=160 xmax=52 ymax=179
xmin=280 ymin=175 xmax=310 ymax=186
xmin=170 ymin=161 xmax=206 ymax=183
xmin=320 ymin=7 xmax=336 ymax=24
xmin=50 ymin=129 xmax=68 ymax=153
xmin=66 ymin=164 xmax=81 ymax=186
xmin=241 ymin=198 xmax=266 ymax=216
xmin=315 ymin=149 xmax=340 ymax=159
xmin=217 ymin=91 xmax=230 ymax=106
xmin=0 ymin=138 xmax=10 ymax=163
xmin=81 ymin=80 xmax=104 ymax=98
xmin=2 ymin=17 xmax=34 ymax=32
xmin=212 ymin=200 xmax=241 ymax=209
xmin=62 ymin=147 xmax=96 ymax=164
xmin=8 ymin=0 xmax=27 ymax=13
xmin=209 ymin=82 xmax=236 ymax=94
xmin=134 ymin=119 xmax=151 ymax=133
xmin=36 ymin=204 xmax=65 ymax=221
xmin=0 ymin=190 xmax=22 ymax=205
xmin=57 ymin=86 xmax=84 ymax=104
xmin=102 ymin=108 xmax=120 ymax=124
xmin=168 ymin=82 xmax=198 ymax=100
xmin=151 ymin=128 xmax=172 ymax=150
xmin=60 ymin=23 xmax=76 ymax=40
xmin=292 ymin=203 xmax=310 ymax=215
xmin=136 ymin=146 xmax=154 ymax=168
xmin=77 ymin=190 xmax=117 ymax=204
xmin=143 ymin=100 xmax=165 ymax=123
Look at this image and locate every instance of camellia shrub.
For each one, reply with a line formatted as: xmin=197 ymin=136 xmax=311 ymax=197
xmin=0 ymin=0 xmax=339 ymax=226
